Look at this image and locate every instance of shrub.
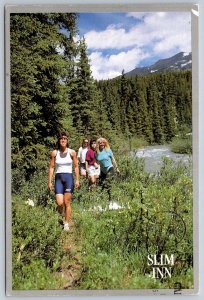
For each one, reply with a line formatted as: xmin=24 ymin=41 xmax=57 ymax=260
xmin=171 ymin=136 xmax=192 ymax=154
xmin=73 ymin=157 xmax=193 ymax=289
xmin=12 ymin=196 xmax=64 ymax=289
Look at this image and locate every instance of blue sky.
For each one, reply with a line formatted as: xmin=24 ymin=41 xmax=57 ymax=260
xmin=76 ymin=12 xmax=191 ymax=80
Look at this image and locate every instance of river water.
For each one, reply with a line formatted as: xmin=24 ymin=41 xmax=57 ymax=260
xmin=131 ymin=145 xmax=192 ymax=173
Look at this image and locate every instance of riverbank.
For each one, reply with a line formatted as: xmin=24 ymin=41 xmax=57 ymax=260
xmin=131 ymin=145 xmax=192 ymax=173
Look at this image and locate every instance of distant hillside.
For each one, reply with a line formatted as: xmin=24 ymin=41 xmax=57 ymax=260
xmin=125 ymin=52 xmax=192 ymax=77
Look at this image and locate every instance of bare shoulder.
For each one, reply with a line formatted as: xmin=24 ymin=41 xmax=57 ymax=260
xmin=51 ymin=149 xmax=57 ymax=158
xmin=69 ymin=148 xmax=76 ymax=157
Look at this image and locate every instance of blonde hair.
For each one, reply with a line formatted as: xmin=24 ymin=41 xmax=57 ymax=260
xmin=96 ymin=137 xmax=110 ymax=153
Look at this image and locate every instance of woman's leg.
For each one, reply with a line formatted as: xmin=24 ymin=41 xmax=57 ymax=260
xmin=106 ymin=167 xmax=115 ymax=201
xmin=64 ymin=192 xmax=72 ymax=224
xmin=80 ymin=164 xmax=87 ymax=177
xmin=88 ymin=175 xmax=97 ymax=191
xmin=55 ymin=174 xmax=65 ymax=215
xmin=91 ymin=175 xmax=97 ymax=184
xmin=55 ymin=194 xmax=64 ymax=214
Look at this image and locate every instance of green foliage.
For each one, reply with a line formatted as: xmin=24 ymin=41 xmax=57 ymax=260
xmin=99 ymin=132 xmax=148 ymax=157
xmin=10 ymin=12 xmax=193 ymax=291
xmin=171 ymin=136 xmax=192 ymax=154
xmin=12 ymin=156 xmax=193 ymax=290
xmin=12 ymin=193 xmax=64 ymax=289
xmin=10 ymin=13 xmax=77 ymax=179
xmin=72 ymin=157 xmax=193 ymax=289
xmin=10 ymin=12 xmax=192 ymax=181
xmin=13 ymin=260 xmax=60 ymax=290
xmin=97 ymin=71 xmax=192 ymax=144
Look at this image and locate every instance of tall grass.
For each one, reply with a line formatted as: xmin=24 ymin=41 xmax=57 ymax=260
xmin=72 ymin=156 xmax=193 ymax=289
xmin=12 ymin=156 xmax=193 ymax=290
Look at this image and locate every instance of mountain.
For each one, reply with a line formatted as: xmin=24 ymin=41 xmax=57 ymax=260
xmin=125 ymin=52 xmax=192 ymax=77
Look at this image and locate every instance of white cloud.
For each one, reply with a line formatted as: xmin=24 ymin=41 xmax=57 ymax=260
xmin=84 ymin=27 xmax=135 ymax=50
xmin=85 ymin=12 xmax=191 ymax=53
xmin=82 ymin=12 xmax=191 ymax=79
xmin=89 ymin=48 xmax=149 ymax=80
xmin=141 ymin=12 xmax=191 ymax=54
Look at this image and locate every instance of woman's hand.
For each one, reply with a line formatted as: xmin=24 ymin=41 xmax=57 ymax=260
xmin=94 ymin=162 xmax=99 ymax=169
xmin=75 ymin=180 xmax=80 ymax=189
xmin=48 ymin=182 xmax=53 ymax=191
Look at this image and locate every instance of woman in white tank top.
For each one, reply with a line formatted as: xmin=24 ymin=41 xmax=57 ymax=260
xmin=48 ymin=131 xmax=80 ymax=231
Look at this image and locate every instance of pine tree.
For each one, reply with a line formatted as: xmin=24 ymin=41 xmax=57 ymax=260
xmin=147 ymin=79 xmax=164 ymax=143
xmin=68 ymin=37 xmax=109 ymax=139
xmin=161 ymin=74 xmax=177 ymax=141
xmin=10 ymin=13 xmax=77 ymax=178
xmin=132 ymin=78 xmax=153 ymax=142
xmin=97 ymin=79 xmax=121 ymax=131
xmin=119 ymin=70 xmax=131 ymax=134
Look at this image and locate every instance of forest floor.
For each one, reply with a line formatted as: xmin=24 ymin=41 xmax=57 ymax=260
xmin=55 ymin=219 xmax=82 ymax=289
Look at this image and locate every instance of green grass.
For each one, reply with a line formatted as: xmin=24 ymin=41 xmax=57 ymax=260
xmin=72 ymin=156 xmax=193 ymax=289
xmin=12 ymin=156 xmax=193 ymax=290
xmin=170 ymin=136 xmax=192 ymax=154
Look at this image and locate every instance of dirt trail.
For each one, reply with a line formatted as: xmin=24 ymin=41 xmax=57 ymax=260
xmin=56 ymin=220 xmax=83 ymax=289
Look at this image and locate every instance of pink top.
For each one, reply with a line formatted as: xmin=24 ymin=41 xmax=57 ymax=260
xmin=86 ymin=149 xmax=95 ymax=166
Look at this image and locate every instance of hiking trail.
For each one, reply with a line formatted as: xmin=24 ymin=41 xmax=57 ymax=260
xmin=56 ymin=219 xmax=82 ymax=289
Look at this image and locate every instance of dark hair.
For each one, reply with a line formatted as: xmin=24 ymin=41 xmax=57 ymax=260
xmin=89 ymin=138 xmax=96 ymax=148
xmin=55 ymin=131 xmax=69 ymax=149
xmin=58 ymin=131 xmax=68 ymax=140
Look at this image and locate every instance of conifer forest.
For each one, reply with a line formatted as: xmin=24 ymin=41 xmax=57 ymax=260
xmin=10 ymin=13 xmax=193 ymax=290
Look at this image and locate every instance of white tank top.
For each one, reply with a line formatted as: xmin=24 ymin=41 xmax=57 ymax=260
xmin=55 ymin=149 xmax=72 ymax=174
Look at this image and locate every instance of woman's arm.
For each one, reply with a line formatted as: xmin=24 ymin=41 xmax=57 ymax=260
xmin=85 ymin=160 xmax=89 ymax=173
xmin=85 ymin=150 xmax=90 ymax=172
xmin=71 ymin=150 xmax=80 ymax=188
xmin=48 ymin=150 xmax=56 ymax=190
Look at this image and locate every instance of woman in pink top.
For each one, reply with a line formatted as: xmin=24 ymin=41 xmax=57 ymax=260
xmin=85 ymin=138 xmax=100 ymax=191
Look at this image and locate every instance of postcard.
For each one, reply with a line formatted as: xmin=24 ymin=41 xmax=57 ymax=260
xmin=5 ymin=2 xmax=199 ymax=296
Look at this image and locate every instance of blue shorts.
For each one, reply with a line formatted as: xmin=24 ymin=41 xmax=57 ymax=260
xmin=55 ymin=173 xmax=74 ymax=194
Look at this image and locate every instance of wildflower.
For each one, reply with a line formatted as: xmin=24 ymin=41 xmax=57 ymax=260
xmin=25 ymin=198 xmax=35 ymax=207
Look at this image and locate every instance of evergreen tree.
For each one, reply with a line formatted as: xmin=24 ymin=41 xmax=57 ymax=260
xmin=97 ymin=79 xmax=121 ymax=131
xmin=147 ymin=79 xmax=164 ymax=143
xmin=132 ymin=78 xmax=153 ymax=142
xmin=10 ymin=10 xmax=192 ymax=182
xmin=68 ymin=37 xmax=108 ymax=139
xmin=10 ymin=13 xmax=77 ymax=178
xmin=119 ymin=70 xmax=131 ymax=134
xmin=97 ymin=70 xmax=191 ymax=145
xmin=161 ymin=74 xmax=177 ymax=141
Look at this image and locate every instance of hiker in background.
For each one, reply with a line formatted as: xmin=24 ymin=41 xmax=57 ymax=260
xmin=77 ymin=138 xmax=89 ymax=177
xmin=48 ymin=131 xmax=80 ymax=231
xmin=85 ymin=138 xmax=100 ymax=191
xmin=95 ymin=137 xmax=119 ymax=198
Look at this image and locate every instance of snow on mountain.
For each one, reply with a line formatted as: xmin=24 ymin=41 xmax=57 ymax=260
xmin=125 ymin=52 xmax=192 ymax=77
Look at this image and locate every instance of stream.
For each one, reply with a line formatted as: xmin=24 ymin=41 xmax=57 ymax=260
xmin=131 ymin=145 xmax=192 ymax=173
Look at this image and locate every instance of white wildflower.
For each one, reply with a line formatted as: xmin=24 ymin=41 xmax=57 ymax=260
xmin=25 ymin=198 xmax=35 ymax=207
